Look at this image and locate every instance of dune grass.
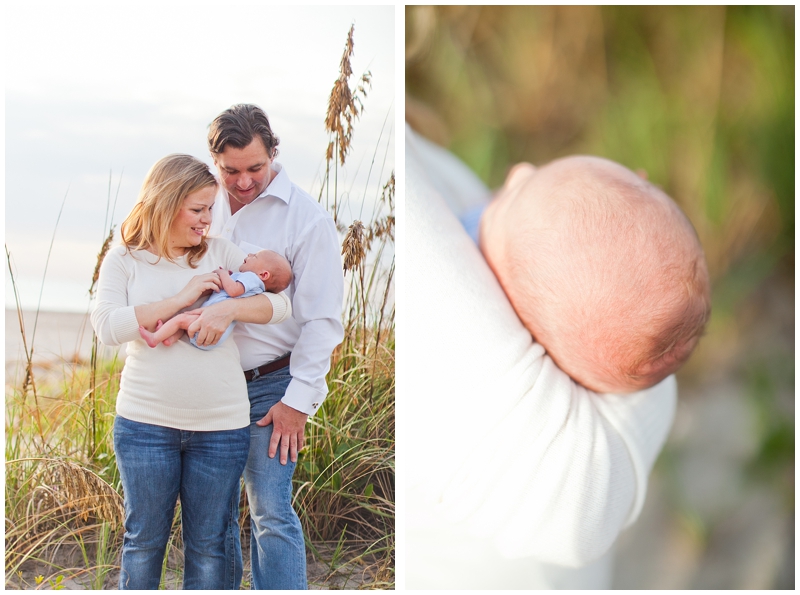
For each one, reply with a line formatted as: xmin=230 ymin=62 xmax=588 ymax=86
xmin=5 ymin=24 xmax=394 ymax=590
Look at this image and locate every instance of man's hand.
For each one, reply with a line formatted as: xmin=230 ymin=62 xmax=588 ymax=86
xmin=186 ymin=300 xmax=236 ymax=346
xmin=257 ymin=401 xmax=308 ymax=465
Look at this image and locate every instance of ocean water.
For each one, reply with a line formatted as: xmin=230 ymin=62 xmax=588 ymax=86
xmin=5 ymin=309 xmax=124 ymax=386
xmin=5 ymin=276 xmax=95 ymax=315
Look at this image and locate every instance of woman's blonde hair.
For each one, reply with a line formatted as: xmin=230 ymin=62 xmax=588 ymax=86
xmin=120 ymin=154 xmax=217 ymax=268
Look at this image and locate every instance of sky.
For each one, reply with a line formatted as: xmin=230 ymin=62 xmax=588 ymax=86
xmin=5 ymin=3 xmax=395 ymax=312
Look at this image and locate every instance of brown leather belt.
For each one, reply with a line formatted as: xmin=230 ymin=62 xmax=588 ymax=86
xmin=243 ymin=353 xmax=291 ymax=382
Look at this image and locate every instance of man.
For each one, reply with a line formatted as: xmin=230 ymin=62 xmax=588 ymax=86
xmin=191 ymin=104 xmax=344 ymax=589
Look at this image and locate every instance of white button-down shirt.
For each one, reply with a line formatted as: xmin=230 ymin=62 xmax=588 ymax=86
xmin=209 ymin=162 xmax=344 ymax=415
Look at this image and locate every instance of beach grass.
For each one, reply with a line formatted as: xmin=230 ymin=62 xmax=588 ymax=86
xmin=5 ymin=24 xmax=394 ymax=590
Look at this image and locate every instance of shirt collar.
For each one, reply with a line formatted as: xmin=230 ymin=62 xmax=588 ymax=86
xmin=254 ymin=162 xmax=292 ymax=205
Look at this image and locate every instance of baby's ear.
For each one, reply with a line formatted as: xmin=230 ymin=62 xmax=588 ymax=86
xmin=260 ymin=270 xmax=271 ymax=282
xmin=504 ymin=162 xmax=536 ymax=191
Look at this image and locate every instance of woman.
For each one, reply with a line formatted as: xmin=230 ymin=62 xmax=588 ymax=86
xmin=91 ymin=154 xmax=291 ymax=589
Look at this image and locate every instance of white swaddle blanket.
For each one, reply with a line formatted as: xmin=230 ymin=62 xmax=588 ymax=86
xmin=403 ymin=125 xmax=676 ymax=588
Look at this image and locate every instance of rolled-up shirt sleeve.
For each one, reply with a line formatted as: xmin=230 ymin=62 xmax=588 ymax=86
xmin=265 ymin=291 xmax=292 ymax=324
xmin=90 ymin=246 xmax=141 ymax=346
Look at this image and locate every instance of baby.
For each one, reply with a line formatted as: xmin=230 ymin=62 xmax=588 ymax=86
xmin=139 ymin=249 xmax=292 ymax=350
xmin=471 ymin=155 xmax=711 ymax=394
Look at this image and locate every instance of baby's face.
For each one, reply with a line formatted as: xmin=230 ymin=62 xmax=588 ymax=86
xmin=239 ymin=250 xmax=274 ymax=275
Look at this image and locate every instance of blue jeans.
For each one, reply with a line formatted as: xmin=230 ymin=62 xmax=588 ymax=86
xmin=114 ymin=415 xmax=249 ymax=590
xmin=225 ymin=368 xmax=308 ymax=589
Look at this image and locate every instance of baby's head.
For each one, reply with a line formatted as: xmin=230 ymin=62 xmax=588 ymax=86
xmin=480 ymin=156 xmax=710 ymax=394
xmin=240 ymin=250 xmax=293 ymax=293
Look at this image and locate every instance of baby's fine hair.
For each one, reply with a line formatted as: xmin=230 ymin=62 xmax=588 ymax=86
xmin=505 ymin=159 xmax=710 ymax=393
xmin=262 ymin=252 xmax=293 ymax=293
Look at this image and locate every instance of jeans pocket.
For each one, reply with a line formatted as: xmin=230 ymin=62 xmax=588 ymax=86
xmin=247 ymin=372 xmax=293 ymax=421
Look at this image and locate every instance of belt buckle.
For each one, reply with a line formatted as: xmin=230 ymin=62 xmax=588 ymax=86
xmin=249 ymin=367 xmax=260 ymax=381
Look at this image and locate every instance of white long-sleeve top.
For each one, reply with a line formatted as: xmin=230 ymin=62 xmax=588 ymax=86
xmin=90 ymin=238 xmax=291 ymax=431
xmin=404 ymin=126 xmax=676 ymax=586
xmin=209 ymin=163 xmax=344 ymax=416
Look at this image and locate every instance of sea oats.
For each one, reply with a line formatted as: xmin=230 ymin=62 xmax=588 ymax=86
xmin=342 ymin=220 xmax=366 ymax=273
xmin=89 ymin=226 xmax=115 ymax=298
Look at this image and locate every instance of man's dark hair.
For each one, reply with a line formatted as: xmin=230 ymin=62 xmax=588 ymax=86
xmin=208 ymin=104 xmax=280 ymax=157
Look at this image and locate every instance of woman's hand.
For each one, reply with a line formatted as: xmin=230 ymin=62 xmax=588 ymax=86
xmin=185 ymin=300 xmax=236 ymax=347
xmin=135 ymin=273 xmax=222 ymax=331
xmin=186 ymin=293 xmax=279 ymax=347
xmin=174 ymin=273 xmax=222 ymax=309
